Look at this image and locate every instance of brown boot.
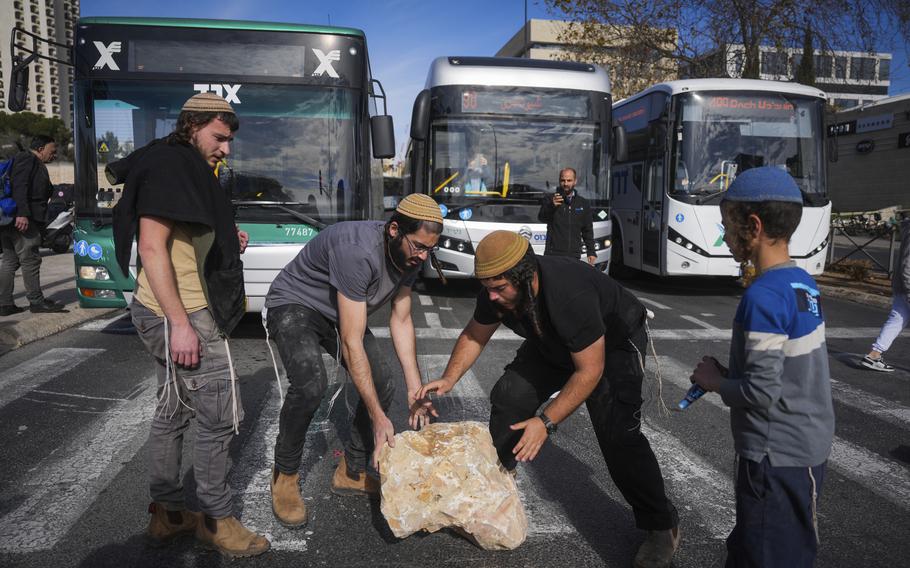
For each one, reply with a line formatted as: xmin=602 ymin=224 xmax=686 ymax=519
xmin=271 ymin=467 xmax=308 ymax=528
xmin=196 ymin=515 xmax=270 ymax=559
xmin=331 ymin=454 xmax=379 ymax=497
xmin=146 ymin=502 xmax=199 ymax=547
xmin=633 ymin=526 xmax=681 ymax=568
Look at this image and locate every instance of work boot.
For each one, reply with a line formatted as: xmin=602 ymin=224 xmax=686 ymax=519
xmin=271 ymin=467 xmax=308 ymax=528
xmin=146 ymin=502 xmax=199 ymax=547
xmin=0 ymin=304 xmax=24 ymax=316
xmin=633 ymin=526 xmax=680 ymax=568
xmin=196 ymin=515 xmax=270 ymax=559
xmin=29 ymin=299 xmax=66 ymax=313
xmin=331 ymin=454 xmax=379 ymax=497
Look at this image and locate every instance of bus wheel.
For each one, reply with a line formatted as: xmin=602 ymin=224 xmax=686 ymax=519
xmin=609 ymin=233 xmax=631 ymax=279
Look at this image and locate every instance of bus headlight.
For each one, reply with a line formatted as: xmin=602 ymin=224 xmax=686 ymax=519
xmin=80 ymin=288 xmax=118 ymax=299
xmin=810 ymin=239 xmax=828 ymax=256
xmin=668 ymin=228 xmax=709 ymax=256
xmin=593 ymin=237 xmax=611 ymax=251
xmin=440 ymin=236 xmax=474 ymax=255
xmin=80 ymin=266 xmax=111 ymax=281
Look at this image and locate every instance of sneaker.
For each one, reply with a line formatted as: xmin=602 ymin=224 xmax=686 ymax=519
xmin=29 ymin=299 xmax=66 ymax=313
xmin=861 ymin=355 xmax=895 ymax=372
xmin=0 ymin=305 xmax=24 ymax=316
xmin=146 ymin=502 xmax=199 ymax=547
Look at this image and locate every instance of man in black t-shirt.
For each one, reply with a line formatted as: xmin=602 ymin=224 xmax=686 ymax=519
xmin=415 ymin=230 xmax=680 ymax=568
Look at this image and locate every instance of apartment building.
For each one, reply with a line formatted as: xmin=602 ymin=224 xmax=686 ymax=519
xmin=0 ymin=0 xmax=79 ymax=126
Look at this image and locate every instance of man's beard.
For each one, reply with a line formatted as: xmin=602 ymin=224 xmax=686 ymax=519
xmin=387 ymin=235 xmax=410 ymax=272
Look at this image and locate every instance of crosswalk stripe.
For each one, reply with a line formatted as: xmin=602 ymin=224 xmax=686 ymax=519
xmin=829 ymin=378 xmax=910 ymax=429
xmin=0 ymin=348 xmax=106 ymax=411
xmin=653 ymin=356 xmax=910 ymax=511
xmin=418 ymin=295 xmax=434 ymax=307
xmin=424 ymin=312 xmax=442 ymax=328
xmin=369 ymin=326 xmax=906 ymax=341
xmin=0 ymin=375 xmax=155 ymax=553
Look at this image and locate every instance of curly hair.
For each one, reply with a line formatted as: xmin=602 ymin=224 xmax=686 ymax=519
xmin=167 ymin=110 xmax=240 ymax=146
xmin=500 ymin=247 xmax=544 ymax=338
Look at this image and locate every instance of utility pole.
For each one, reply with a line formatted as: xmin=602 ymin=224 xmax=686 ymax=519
xmin=524 ymin=0 xmax=528 ymax=58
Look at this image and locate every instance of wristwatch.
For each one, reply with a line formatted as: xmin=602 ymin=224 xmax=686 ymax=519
xmin=539 ymin=411 xmax=558 ymax=436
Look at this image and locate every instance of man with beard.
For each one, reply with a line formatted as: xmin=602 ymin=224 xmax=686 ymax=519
xmin=264 ymin=194 xmax=442 ymax=529
xmin=415 ymin=230 xmax=680 ymax=568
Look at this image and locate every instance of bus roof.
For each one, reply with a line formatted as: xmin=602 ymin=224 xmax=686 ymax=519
xmin=614 ymin=78 xmax=826 ymax=108
xmin=77 ymin=17 xmax=365 ymax=37
xmin=426 ymin=56 xmax=612 ymax=94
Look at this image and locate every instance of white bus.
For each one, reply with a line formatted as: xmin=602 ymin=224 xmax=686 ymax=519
xmin=610 ymin=79 xmax=831 ymax=277
xmin=406 ymin=56 xmax=616 ymax=278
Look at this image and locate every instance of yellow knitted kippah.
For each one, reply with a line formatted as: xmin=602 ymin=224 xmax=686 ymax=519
xmin=474 ymin=230 xmax=530 ymax=279
xmin=396 ymin=194 xmax=443 ymax=224
xmin=181 ymin=92 xmax=235 ymax=114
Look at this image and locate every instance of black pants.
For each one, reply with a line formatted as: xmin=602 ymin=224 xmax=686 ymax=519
xmin=267 ymin=304 xmax=395 ymax=475
xmin=489 ymin=327 xmax=679 ymax=531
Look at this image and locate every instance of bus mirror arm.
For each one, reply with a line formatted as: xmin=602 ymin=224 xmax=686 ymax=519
xmin=369 ymin=79 xmax=396 ymax=159
xmin=612 ymin=125 xmax=628 ymax=163
xmin=8 ymin=27 xmax=72 ymax=112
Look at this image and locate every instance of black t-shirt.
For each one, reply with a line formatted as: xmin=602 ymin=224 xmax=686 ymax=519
xmin=473 ymin=255 xmax=646 ymax=369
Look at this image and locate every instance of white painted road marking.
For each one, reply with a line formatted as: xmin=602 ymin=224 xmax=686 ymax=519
xmin=418 ymin=295 xmax=434 ymax=307
xmin=830 ymin=378 xmax=910 ymax=429
xmin=424 ymin=312 xmax=442 ymax=329
xmin=0 ymin=348 xmax=106 ymax=411
xmin=638 ymin=296 xmax=672 ymax=310
xmin=680 ymin=315 xmax=721 ymax=330
xmin=654 ymin=356 xmax=910 ymax=511
xmin=0 ymin=376 xmax=155 ymax=553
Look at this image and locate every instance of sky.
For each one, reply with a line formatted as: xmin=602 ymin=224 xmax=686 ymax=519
xmin=82 ymin=0 xmax=910 ymax=160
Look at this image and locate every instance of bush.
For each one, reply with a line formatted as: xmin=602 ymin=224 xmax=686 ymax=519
xmin=829 ymin=259 xmax=873 ymax=281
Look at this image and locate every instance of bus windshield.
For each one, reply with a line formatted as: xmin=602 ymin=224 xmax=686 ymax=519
xmin=88 ymin=81 xmax=360 ymax=224
xmin=671 ymin=92 xmax=825 ymax=199
xmin=429 ymin=118 xmax=605 ymax=220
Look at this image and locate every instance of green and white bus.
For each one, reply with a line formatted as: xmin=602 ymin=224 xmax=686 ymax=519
xmin=9 ymin=17 xmax=395 ymax=310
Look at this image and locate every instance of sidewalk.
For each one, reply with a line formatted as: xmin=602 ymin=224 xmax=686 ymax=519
xmin=0 ymin=250 xmax=121 ymax=355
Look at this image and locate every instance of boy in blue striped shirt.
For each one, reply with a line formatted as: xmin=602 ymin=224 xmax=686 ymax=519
xmin=690 ymin=167 xmax=835 ymax=567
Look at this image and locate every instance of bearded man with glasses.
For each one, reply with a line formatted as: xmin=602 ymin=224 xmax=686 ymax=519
xmin=262 ymin=194 xmax=443 ymax=530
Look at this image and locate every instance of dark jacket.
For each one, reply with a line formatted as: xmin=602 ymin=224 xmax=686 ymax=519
xmin=11 ymin=150 xmax=51 ymax=222
xmin=111 ymin=138 xmax=245 ymax=336
xmin=538 ymin=191 xmax=595 ymax=258
xmin=893 ymin=218 xmax=910 ymax=302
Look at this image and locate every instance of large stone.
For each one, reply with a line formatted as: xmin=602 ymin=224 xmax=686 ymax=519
xmin=378 ymin=421 xmax=527 ymax=550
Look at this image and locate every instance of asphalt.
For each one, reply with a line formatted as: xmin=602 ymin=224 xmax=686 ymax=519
xmin=0 ymin=250 xmax=120 ymax=355
xmin=0 ymin=249 xmax=896 ymax=356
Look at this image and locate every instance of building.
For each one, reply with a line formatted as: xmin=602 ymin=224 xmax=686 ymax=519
xmin=496 ymin=19 xmax=677 ymax=99
xmin=826 ymin=94 xmax=910 ymax=212
xmin=0 ymin=0 xmax=79 ymax=127
xmin=687 ymin=44 xmax=891 ymax=109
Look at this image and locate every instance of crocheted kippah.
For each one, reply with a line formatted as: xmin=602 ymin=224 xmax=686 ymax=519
xmin=722 ymin=166 xmax=802 ymax=204
xmin=181 ymin=92 xmax=235 ymax=114
xmin=474 ymin=230 xmax=530 ymax=279
xmin=395 ymin=194 xmax=444 ymax=224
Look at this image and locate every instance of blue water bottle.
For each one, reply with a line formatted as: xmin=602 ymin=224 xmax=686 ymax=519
xmin=678 ymin=384 xmax=706 ymax=410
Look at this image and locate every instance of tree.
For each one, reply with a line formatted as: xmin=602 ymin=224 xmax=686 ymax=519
xmin=96 ymin=131 xmax=121 ymax=164
xmin=795 ymin=23 xmax=816 ymax=87
xmin=546 ymin=0 xmax=910 ymax=95
xmin=0 ymin=111 xmax=72 ymax=159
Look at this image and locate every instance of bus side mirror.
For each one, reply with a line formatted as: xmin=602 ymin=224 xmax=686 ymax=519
xmin=8 ymin=56 xmax=30 ymax=112
xmin=612 ymin=124 xmax=628 ymax=163
xmin=371 ymin=115 xmax=396 ymax=159
xmin=410 ymin=89 xmax=431 ymax=141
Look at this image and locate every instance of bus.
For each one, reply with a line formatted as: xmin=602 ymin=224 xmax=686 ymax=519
xmin=9 ymin=17 xmax=395 ymax=311
xmin=610 ymin=78 xmax=831 ymax=277
xmin=406 ymin=56 xmax=616 ymax=278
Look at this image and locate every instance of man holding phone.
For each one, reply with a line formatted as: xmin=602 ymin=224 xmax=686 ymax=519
xmin=538 ymin=167 xmax=596 ymax=265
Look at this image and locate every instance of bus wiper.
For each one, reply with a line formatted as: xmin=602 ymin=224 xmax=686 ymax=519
xmin=237 ymin=202 xmax=327 ymax=230
xmin=696 ymin=190 xmax=726 ymax=205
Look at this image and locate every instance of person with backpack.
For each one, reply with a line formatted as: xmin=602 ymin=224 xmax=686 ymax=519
xmin=0 ymin=135 xmax=65 ymax=315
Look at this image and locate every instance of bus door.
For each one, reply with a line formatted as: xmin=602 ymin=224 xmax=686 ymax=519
xmin=641 ymin=157 xmax=664 ymax=273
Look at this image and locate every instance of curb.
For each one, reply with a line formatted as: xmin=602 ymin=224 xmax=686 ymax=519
xmin=818 ymin=284 xmax=892 ymax=311
xmin=0 ymin=303 xmax=122 ymax=356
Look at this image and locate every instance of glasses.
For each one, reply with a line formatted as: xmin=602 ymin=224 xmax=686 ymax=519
xmin=403 ymin=233 xmax=439 ymax=254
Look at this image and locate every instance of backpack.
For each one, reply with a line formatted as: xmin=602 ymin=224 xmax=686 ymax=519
xmin=0 ymin=158 xmax=16 ymax=226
